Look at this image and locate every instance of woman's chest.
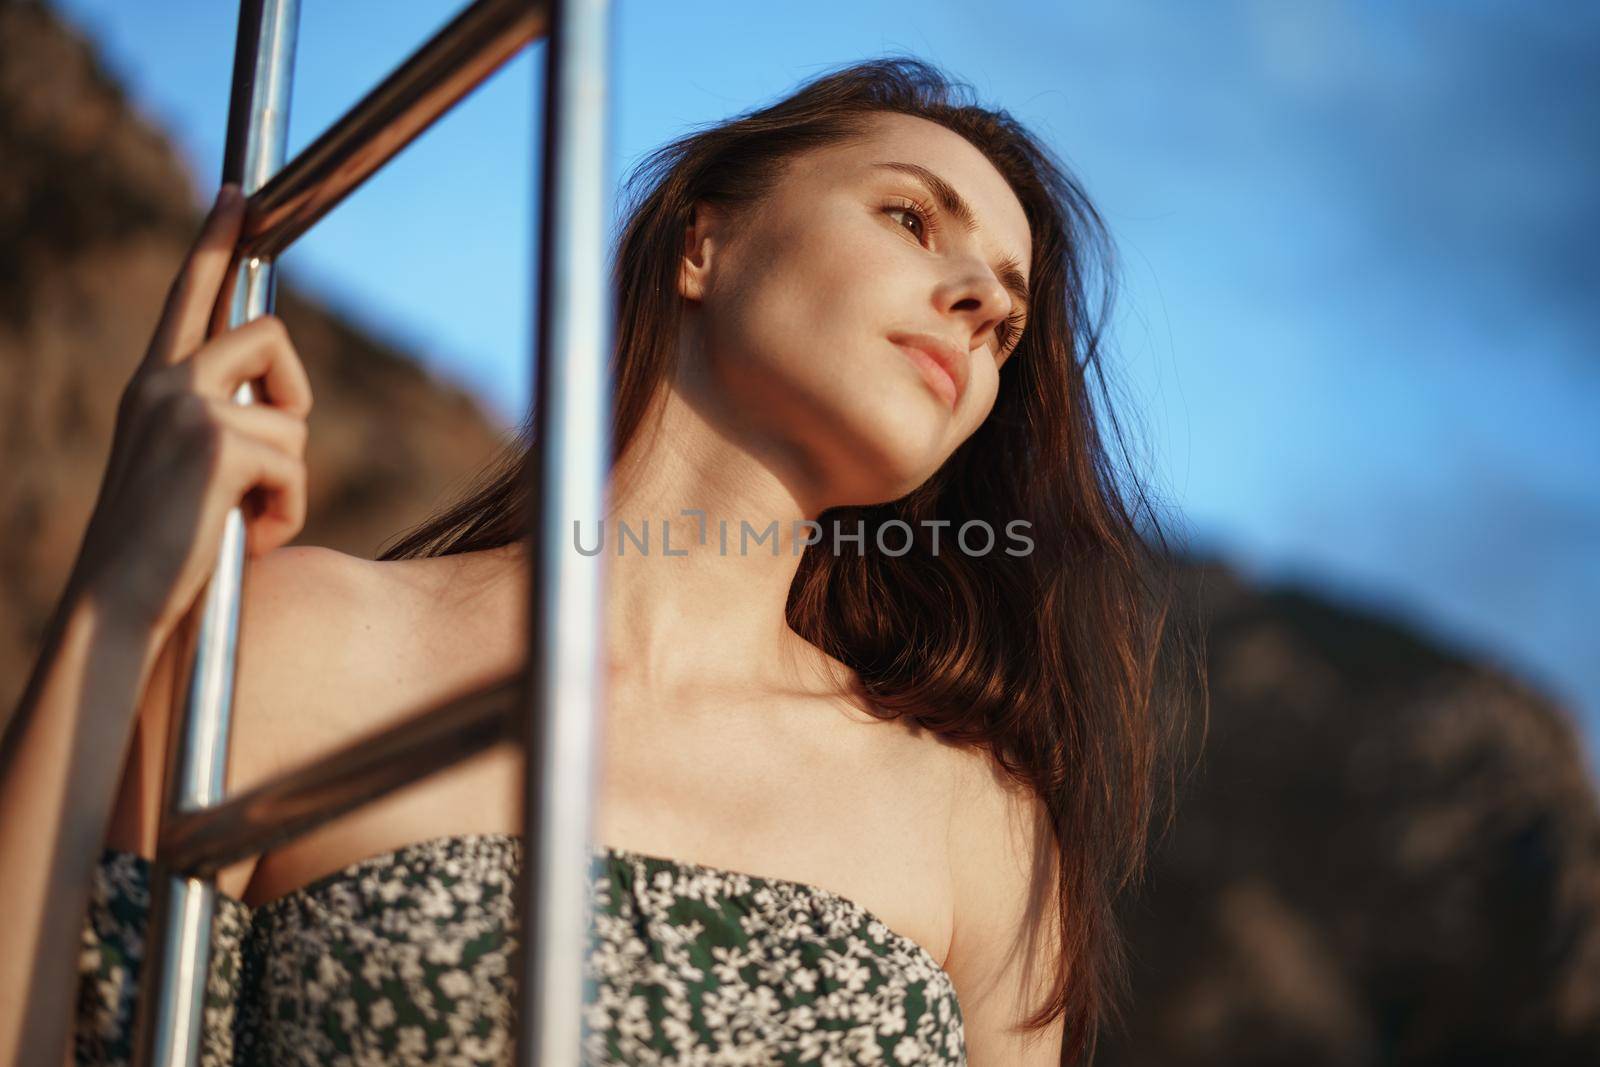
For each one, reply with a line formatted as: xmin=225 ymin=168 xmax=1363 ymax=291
xmin=240 ymin=684 xmax=960 ymax=968
xmin=83 ymin=837 xmax=970 ymax=1067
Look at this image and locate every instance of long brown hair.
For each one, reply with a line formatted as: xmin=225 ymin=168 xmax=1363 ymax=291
xmin=379 ymin=57 xmax=1202 ymax=1064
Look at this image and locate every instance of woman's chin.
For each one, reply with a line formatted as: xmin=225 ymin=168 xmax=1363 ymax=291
xmin=821 ymin=400 xmax=957 ymax=504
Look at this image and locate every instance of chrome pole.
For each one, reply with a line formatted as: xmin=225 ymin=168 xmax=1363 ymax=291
xmin=131 ymin=2 xmax=299 ymax=1065
xmin=516 ymin=0 xmax=614 ymax=1062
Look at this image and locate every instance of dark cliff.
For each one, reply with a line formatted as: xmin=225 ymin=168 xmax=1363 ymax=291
xmin=1100 ymin=562 xmax=1600 ymax=1064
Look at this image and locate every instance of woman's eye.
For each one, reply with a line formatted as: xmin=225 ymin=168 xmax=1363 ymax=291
xmin=887 ymin=202 xmax=931 ymax=243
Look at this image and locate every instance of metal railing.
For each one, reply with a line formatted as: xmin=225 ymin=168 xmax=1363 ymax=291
xmin=127 ymin=1 xmax=613 ymax=1063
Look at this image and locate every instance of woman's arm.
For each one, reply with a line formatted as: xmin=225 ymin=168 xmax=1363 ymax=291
xmin=0 ymin=578 xmax=172 ymax=1065
xmin=944 ymin=751 xmax=1067 ymax=1064
xmin=0 ymin=183 xmax=312 ymax=1066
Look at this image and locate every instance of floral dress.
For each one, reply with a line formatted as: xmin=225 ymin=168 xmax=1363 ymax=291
xmin=75 ymin=833 xmax=966 ymax=1065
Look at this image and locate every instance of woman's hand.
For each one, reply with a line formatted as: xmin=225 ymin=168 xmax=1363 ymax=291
xmin=70 ymin=183 xmax=314 ymax=643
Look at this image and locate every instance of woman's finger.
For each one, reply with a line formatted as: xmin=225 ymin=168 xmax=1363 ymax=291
xmin=226 ymin=433 xmax=308 ymax=558
xmin=145 ymin=184 xmax=247 ymax=367
xmin=188 ymin=315 xmax=314 ymax=418
xmin=208 ymin=397 xmax=309 ymax=459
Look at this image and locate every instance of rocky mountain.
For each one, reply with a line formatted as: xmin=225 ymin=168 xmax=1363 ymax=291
xmin=1100 ymin=562 xmax=1600 ymax=1065
xmin=3 ymin=1 xmax=1597 ymax=1063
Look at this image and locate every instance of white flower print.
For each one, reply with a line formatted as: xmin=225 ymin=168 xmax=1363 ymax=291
xmin=894 ymin=1035 xmax=926 ymax=1062
xmin=436 ymin=967 xmax=475 ymax=999
xmin=425 ymin=935 xmax=466 ymax=966
xmin=369 ymin=996 xmax=397 ymax=1029
xmin=75 ymin=837 xmax=965 ymax=1066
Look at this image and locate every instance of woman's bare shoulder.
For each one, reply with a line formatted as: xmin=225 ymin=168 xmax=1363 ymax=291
xmin=228 ymin=547 xmax=395 ymax=781
xmin=238 ymin=545 xmax=397 ymax=660
xmin=230 ymin=546 xmax=503 ymax=785
xmin=241 ymin=544 xmax=384 ymax=623
xmin=229 ymin=545 xmax=523 ymax=787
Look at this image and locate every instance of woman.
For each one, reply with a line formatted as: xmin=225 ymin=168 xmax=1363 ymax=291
xmin=2 ymin=58 xmax=1195 ymax=1065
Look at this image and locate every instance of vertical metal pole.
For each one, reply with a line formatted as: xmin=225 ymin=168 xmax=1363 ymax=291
xmin=131 ymin=2 xmax=299 ymax=1065
xmin=516 ymin=0 xmax=614 ymax=1062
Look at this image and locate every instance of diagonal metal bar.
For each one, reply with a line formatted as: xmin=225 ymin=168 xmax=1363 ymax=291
xmin=157 ymin=672 xmax=522 ymax=879
xmin=238 ymin=0 xmax=547 ymax=261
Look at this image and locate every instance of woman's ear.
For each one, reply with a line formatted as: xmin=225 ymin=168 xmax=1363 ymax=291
xmin=678 ymin=201 xmax=724 ymax=303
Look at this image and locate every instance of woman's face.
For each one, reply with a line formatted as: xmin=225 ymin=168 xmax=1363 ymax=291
xmin=676 ymin=111 xmax=1033 ymax=511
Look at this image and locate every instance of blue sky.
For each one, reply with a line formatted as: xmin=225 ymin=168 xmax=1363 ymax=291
xmin=49 ymin=0 xmax=1600 ymax=773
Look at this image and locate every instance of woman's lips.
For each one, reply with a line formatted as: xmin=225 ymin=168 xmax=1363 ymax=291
xmin=893 ymin=339 xmax=963 ymax=410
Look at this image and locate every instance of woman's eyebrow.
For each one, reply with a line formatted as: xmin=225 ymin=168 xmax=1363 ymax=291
xmin=871 ymin=160 xmax=1030 ymax=316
